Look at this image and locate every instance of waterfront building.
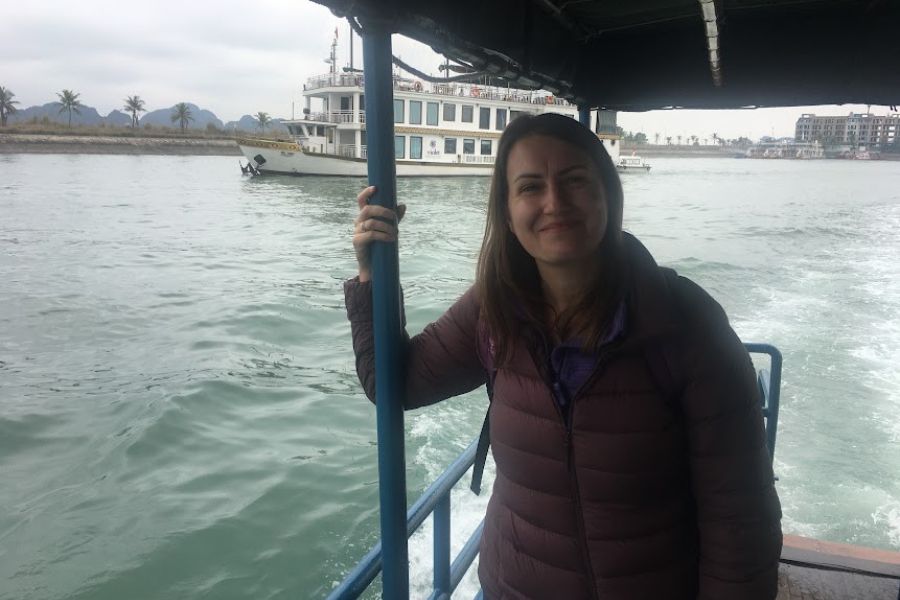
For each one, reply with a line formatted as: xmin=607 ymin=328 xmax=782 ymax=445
xmin=795 ymin=112 xmax=900 ymax=148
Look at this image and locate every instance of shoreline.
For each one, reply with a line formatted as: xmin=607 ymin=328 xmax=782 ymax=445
xmin=0 ymin=133 xmax=242 ymax=156
xmin=4 ymin=134 xmax=897 ymax=161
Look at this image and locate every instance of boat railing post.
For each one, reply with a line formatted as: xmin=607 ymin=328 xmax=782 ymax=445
xmin=433 ymin=495 xmax=451 ymax=595
xmin=362 ymin=19 xmax=409 ymax=600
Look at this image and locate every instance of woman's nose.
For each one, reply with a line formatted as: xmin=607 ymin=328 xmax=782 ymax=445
xmin=542 ymin=182 xmax=565 ymax=213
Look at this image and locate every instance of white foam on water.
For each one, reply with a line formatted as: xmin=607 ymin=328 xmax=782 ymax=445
xmin=405 ymin=399 xmax=493 ymax=598
xmin=873 ymin=501 xmax=900 ymax=548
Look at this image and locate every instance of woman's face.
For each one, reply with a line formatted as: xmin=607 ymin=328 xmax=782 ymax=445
xmin=505 ymin=135 xmax=608 ymax=271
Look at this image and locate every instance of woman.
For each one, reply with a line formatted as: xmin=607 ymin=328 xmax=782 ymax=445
xmin=345 ymin=114 xmax=782 ymax=599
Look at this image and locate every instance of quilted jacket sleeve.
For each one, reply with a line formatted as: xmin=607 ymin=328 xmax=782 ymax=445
xmin=675 ymin=277 xmax=783 ymax=600
xmin=344 ymin=277 xmax=487 ymax=409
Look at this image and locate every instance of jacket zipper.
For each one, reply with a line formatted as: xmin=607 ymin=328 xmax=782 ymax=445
xmin=547 ymin=342 xmax=622 ymax=600
xmin=566 ymin=361 xmax=604 ymax=600
xmin=566 ymin=339 xmax=630 ymax=599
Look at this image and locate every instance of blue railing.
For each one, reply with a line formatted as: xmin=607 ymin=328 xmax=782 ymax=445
xmin=327 ymin=440 xmax=483 ymax=600
xmin=328 ymin=343 xmax=782 ymax=599
xmin=746 ymin=343 xmax=782 ymax=460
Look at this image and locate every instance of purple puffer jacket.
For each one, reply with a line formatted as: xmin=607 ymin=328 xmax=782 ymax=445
xmin=344 ymin=234 xmax=782 ymax=600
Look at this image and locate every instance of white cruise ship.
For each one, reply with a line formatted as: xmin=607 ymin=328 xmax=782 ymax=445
xmin=238 ymin=45 xmax=622 ymax=176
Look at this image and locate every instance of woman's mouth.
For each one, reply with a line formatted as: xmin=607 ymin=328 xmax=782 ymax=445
xmin=539 ymin=221 xmax=574 ymax=232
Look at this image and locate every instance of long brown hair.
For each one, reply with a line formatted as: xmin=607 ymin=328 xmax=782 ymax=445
xmin=476 ymin=113 xmax=625 ymax=365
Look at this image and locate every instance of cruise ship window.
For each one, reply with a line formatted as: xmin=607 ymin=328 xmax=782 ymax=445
xmin=496 ymin=109 xmax=507 ymax=130
xmin=462 ymin=105 xmax=473 ymax=123
xmin=479 ymin=107 xmax=490 ymax=129
xmin=393 ymin=99 xmax=404 ymax=124
xmin=480 ymin=140 xmax=493 ymax=155
xmin=427 ymin=103 xmax=439 ymax=126
xmin=444 ymin=138 xmax=457 ymax=154
xmin=410 ymin=136 xmax=423 ymax=159
xmin=410 ymin=101 xmax=422 ymax=125
xmin=395 ymin=135 xmax=405 ymax=159
xmin=443 ymin=103 xmax=456 ymax=122
xmin=463 ymin=138 xmax=475 ymax=154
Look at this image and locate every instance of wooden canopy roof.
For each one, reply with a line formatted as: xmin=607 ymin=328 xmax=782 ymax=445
xmin=312 ymin=0 xmax=900 ymax=111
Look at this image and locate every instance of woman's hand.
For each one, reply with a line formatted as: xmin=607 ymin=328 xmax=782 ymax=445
xmin=353 ymin=185 xmax=407 ymax=282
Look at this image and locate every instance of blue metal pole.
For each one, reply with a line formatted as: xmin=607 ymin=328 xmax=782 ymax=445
xmin=362 ymin=20 xmax=409 ymax=599
xmin=578 ymin=106 xmax=591 ymax=127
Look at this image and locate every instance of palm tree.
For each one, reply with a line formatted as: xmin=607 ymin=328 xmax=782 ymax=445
xmin=0 ymin=86 xmax=20 ymax=127
xmin=170 ymin=102 xmax=194 ymax=133
xmin=57 ymin=89 xmax=82 ymax=128
xmin=124 ymin=95 xmax=146 ymax=128
xmin=255 ymin=111 xmax=271 ymax=132
xmin=666 ymin=136 xmax=672 ymax=145
xmin=654 ymin=132 xmax=660 ymax=145
xmin=676 ymin=135 xmax=683 ymax=146
xmin=711 ymin=132 xmax=719 ymax=146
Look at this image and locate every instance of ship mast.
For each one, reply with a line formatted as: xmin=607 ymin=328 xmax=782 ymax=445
xmin=328 ymin=28 xmax=338 ymax=79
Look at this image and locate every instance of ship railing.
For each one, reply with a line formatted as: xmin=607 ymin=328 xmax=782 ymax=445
xmin=305 ymin=111 xmax=366 ymax=125
xmin=305 ymin=73 xmax=365 ymax=90
xmin=330 ymin=111 xmax=365 ymax=124
xmin=304 ymin=72 xmax=575 ymax=109
xmin=424 ymin=83 xmax=574 ymax=108
xmin=327 ymin=438 xmax=485 ymax=600
xmin=463 ymin=155 xmax=495 ymax=164
xmin=336 ymin=144 xmax=367 ymax=159
xmin=328 ymin=343 xmax=781 ymax=599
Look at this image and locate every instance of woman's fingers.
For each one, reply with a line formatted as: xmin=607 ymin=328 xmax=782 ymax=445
xmin=353 ymin=228 xmax=397 ymax=244
xmin=357 ymin=185 xmax=376 ymax=210
xmin=356 ymin=187 xmax=405 ymax=224
xmin=352 ymin=188 xmax=405 ymax=282
xmin=354 ymin=216 xmax=398 ymax=238
xmin=353 ymin=188 xmax=405 ymax=248
xmin=355 ymin=204 xmax=402 ymax=228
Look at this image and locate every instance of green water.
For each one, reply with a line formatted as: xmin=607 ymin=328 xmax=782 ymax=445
xmin=1 ymin=154 xmax=898 ymax=599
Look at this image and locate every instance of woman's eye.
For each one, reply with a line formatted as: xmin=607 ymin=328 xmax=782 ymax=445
xmin=565 ymin=176 xmax=587 ymax=186
xmin=519 ymin=183 xmax=539 ymax=194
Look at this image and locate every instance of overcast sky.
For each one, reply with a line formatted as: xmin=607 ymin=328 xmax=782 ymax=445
xmin=2 ymin=0 xmax=889 ymax=139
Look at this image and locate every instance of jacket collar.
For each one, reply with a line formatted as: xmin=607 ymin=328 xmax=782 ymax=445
xmin=619 ymin=232 xmax=684 ymax=349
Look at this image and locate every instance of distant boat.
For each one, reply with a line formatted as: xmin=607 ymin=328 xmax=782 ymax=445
xmin=745 ymin=140 xmax=824 ymax=159
xmin=617 ymin=153 xmax=652 ymax=172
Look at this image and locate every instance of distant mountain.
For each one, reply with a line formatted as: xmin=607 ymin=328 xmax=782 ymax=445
xmin=224 ymin=114 xmax=290 ymax=134
xmin=106 ymin=109 xmax=133 ymax=127
xmin=139 ymin=103 xmax=223 ymax=130
xmin=9 ymin=102 xmax=106 ymax=126
xmin=5 ymin=99 xmax=289 ymax=133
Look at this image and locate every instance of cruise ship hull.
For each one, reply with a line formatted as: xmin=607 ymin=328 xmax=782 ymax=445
xmin=239 ymin=140 xmax=494 ymax=176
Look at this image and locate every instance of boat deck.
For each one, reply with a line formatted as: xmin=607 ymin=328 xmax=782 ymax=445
xmin=779 ymin=563 xmax=899 ymax=599
xmin=778 ymin=535 xmax=900 ymax=600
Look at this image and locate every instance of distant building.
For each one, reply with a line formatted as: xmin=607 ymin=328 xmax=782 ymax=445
xmin=795 ymin=113 xmax=900 ymax=148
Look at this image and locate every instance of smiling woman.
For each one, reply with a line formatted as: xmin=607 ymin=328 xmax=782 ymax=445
xmin=345 ymin=113 xmax=782 ymax=599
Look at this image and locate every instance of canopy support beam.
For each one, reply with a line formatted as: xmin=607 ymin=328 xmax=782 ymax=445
xmin=362 ymin=20 xmax=409 ymax=600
